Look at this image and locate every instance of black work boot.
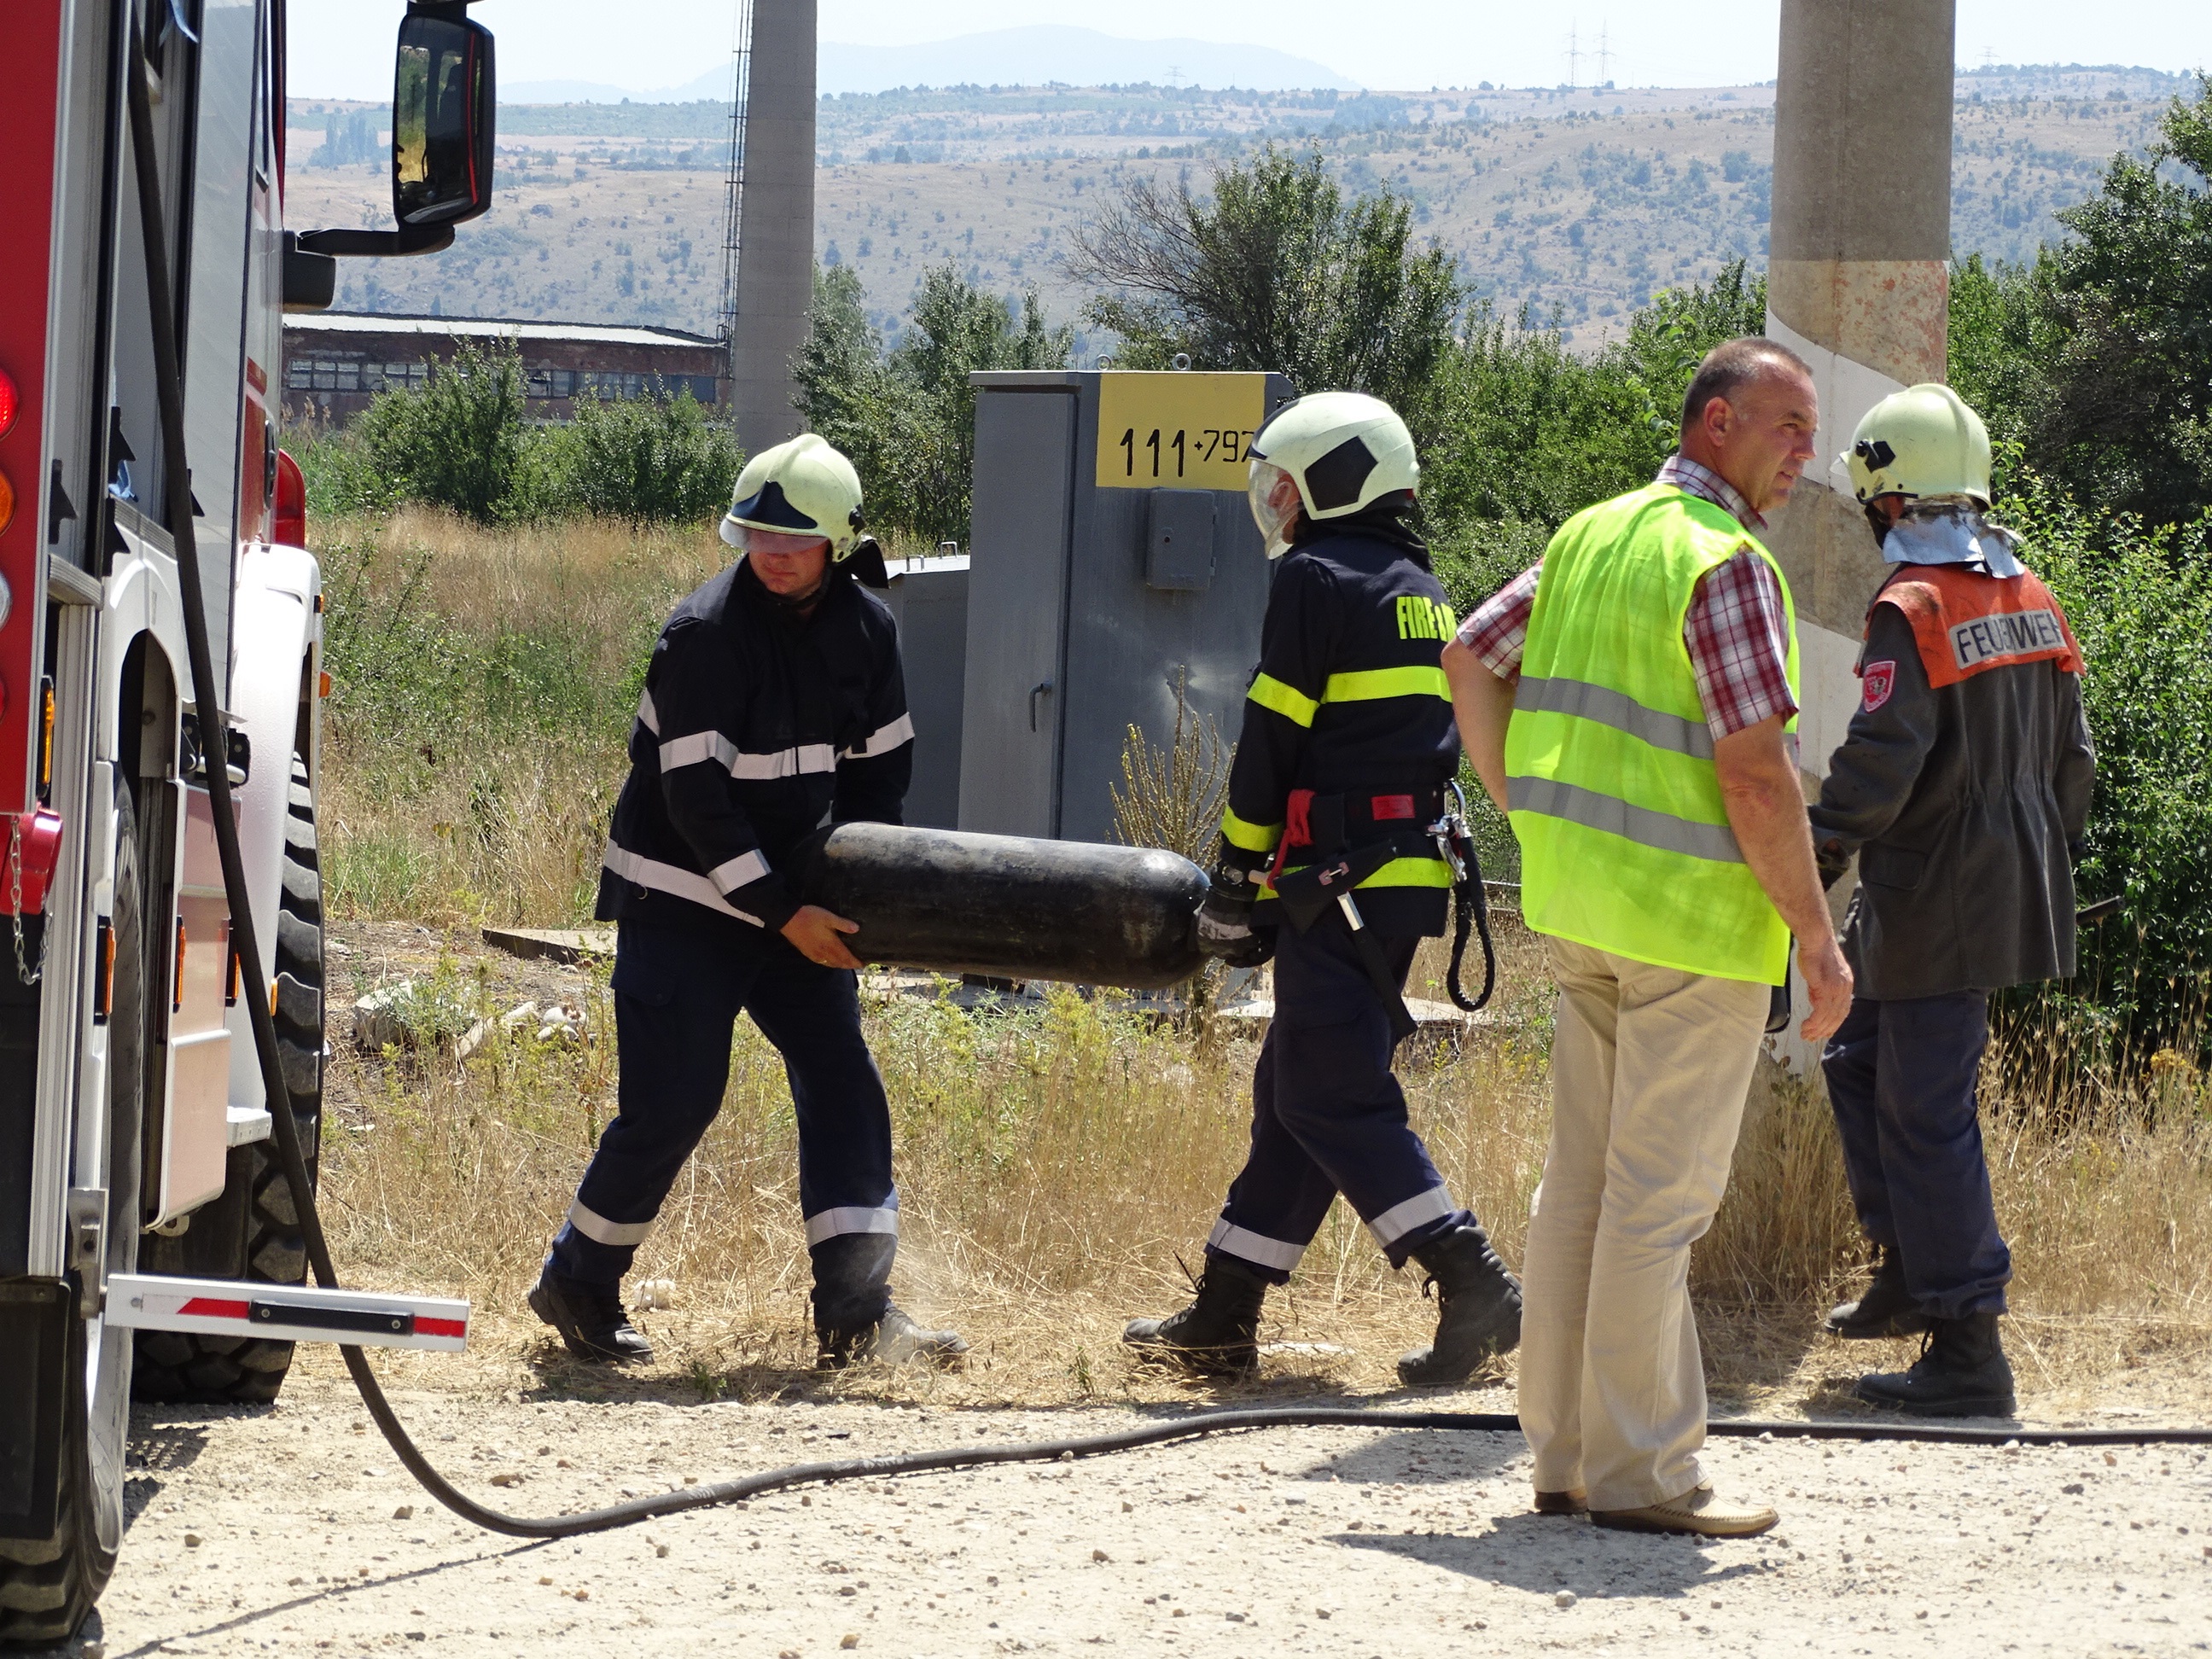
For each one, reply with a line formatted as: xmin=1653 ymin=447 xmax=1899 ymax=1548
xmin=817 ymin=1305 xmax=971 ymax=1371
xmin=528 ymin=1265 xmax=654 ymax=1363
xmin=1855 ymin=1310 xmax=2017 ymax=1417
xmin=811 ymin=1232 xmax=969 ymax=1370
xmin=1825 ymin=1250 xmax=1932 ymax=1340
xmin=1122 ymin=1255 xmax=1270 ymax=1377
xmin=1396 ymin=1223 xmax=1522 ymax=1386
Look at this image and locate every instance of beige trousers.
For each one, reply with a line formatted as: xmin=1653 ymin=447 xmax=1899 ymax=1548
xmin=1518 ymin=937 xmax=1770 ymax=1511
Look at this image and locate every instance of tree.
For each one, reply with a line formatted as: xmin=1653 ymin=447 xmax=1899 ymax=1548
xmin=1068 ymin=146 xmax=1464 ymax=439
xmin=1421 ymin=262 xmax=1772 ymax=613
xmin=1959 ymin=78 xmax=2212 ymax=528
xmin=796 ymin=263 xmax=1072 ymax=546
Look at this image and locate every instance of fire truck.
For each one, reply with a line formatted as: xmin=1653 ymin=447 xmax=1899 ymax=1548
xmin=0 ymin=3 xmax=494 ymax=1641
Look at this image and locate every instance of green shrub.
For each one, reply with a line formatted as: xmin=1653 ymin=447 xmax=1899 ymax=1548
xmin=2004 ymin=476 xmax=2212 ymax=1061
xmin=560 ymin=389 xmax=742 ymax=523
xmin=352 ymin=337 xmax=528 ymax=523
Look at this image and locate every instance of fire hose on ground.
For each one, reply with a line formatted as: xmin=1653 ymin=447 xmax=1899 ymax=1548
xmin=119 ymin=26 xmax=2209 ymax=1554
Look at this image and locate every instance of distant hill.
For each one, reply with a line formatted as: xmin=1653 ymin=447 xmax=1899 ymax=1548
xmin=281 ymin=71 xmax=2189 ymax=358
xmin=502 ymin=27 xmax=1359 ymax=103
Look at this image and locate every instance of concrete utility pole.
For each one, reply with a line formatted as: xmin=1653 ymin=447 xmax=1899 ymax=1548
xmin=1764 ymin=0 xmax=1955 ymax=1068
xmin=729 ymin=0 xmax=818 ymax=458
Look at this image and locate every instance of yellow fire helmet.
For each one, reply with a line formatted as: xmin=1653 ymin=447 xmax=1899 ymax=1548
xmin=719 ymin=433 xmax=868 ymax=558
xmin=1247 ymin=390 xmax=1419 ymax=559
xmin=1843 ymin=382 xmax=1994 ymax=507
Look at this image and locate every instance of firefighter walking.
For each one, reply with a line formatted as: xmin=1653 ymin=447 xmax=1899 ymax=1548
xmin=1812 ymin=384 xmax=2095 ymax=1417
xmin=1124 ymin=392 xmax=1523 ymax=1386
xmin=531 ymin=435 xmax=967 ymax=1370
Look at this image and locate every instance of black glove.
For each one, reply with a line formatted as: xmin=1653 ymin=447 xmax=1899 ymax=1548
xmin=1198 ymin=864 xmax=1273 ymax=968
xmin=1815 ymin=838 xmax=1852 ymax=893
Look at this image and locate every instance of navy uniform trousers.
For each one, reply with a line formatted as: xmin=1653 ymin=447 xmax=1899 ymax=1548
xmin=1207 ymin=920 xmax=1471 ymax=1284
xmin=1820 ymin=991 xmax=2011 ymax=1318
xmin=546 ymin=920 xmax=899 ymax=1331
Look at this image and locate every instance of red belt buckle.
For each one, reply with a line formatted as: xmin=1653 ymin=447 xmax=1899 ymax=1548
xmin=1370 ymin=794 xmax=1416 ymax=822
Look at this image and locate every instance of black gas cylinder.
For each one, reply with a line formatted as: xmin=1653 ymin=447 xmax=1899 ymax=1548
xmin=795 ymin=822 xmax=1207 ymax=989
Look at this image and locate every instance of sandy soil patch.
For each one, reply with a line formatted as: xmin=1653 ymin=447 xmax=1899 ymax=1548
xmin=65 ymin=1362 xmax=2212 ymax=1659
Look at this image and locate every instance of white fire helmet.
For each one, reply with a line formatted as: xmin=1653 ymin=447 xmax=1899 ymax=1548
xmin=1246 ymin=391 xmax=1419 ymax=559
xmin=1842 ymin=383 xmax=1994 ymax=508
xmin=719 ymin=433 xmax=868 ymax=558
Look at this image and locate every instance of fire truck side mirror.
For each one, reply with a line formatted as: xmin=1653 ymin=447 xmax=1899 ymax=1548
xmin=392 ymin=10 xmax=497 ymax=234
xmin=292 ymin=6 xmax=495 ymax=265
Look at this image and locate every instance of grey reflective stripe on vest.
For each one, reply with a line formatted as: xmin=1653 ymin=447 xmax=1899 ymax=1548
xmin=1508 ymin=775 xmax=1744 ymax=864
xmin=1516 ymin=675 xmax=1714 ymax=760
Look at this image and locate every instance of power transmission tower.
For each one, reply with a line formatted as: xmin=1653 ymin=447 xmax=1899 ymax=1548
xmin=717 ymin=0 xmax=756 ymax=422
xmin=1596 ymin=24 xmax=1613 ymax=87
xmin=1564 ymin=23 xmax=1581 ymax=90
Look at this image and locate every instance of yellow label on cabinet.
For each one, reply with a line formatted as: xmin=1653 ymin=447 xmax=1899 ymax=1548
xmin=1094 ymin=371 xmax=1269 ymax=491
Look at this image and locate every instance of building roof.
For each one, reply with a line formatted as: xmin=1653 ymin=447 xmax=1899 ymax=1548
xmin=283 ymin=311 xmax=722 ymax=349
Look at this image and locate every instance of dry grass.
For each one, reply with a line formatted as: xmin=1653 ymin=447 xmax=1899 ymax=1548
xmin=315 ymin=917 xmax=2212 ymax=1416
xmin=308 ymin=509 xmax=2212 ymax=1417
xmin=318 ymin=508 xmax=725 ymax=928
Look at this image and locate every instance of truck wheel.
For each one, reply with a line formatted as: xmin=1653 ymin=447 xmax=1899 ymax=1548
xmin=0 ymin=780 xmax=145 ymax=1644
xmin=133 ymin=752 xmax=323 ymax=1404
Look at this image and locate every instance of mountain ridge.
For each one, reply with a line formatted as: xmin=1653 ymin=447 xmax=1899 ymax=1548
xmin=501 ymin=25 xmax=1359 ymax=104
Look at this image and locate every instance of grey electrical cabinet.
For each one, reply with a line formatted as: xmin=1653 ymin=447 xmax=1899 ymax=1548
xmin=880 ymin=554 xmax=969 ymax=830
xmin=958 ymin=370 xmax=1297 ymax=844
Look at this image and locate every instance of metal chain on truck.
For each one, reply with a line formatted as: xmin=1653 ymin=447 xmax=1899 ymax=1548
xmin=9 ymin=813 xmax=44 ymax=987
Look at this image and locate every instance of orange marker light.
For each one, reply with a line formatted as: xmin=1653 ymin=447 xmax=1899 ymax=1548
xmin=172 ymin=918 xmax=187 ymax=1013
xmin=0 ymin=469 xmax=14 ymax=537
xmin=318 ymin=670 xmax=332 ymax=698
xmin=0 ymin=368 xmax=17 ymax=439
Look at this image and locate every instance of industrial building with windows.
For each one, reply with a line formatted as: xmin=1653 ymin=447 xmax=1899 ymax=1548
xmin=280 ymin=312 xmax=726 ymax=423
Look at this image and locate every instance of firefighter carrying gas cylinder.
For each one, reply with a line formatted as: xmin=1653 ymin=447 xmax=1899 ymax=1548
xmin=530 ymin=434 xmax=967 ymax=1371
xmin=1811 ymin=384 xmax=2095 ymax=1417
xmin=1123 ymin=392 xmax=1523 ymax=1385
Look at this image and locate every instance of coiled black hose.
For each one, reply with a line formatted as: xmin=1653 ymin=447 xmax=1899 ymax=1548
xmin=121 ymin=21 xmax=2209 ymax=1551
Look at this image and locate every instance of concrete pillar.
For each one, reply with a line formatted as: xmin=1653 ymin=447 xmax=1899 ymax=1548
xmin=1763 ymin=0 xmax=1954 ymax=1070
xmin=729 ymin=0 xmax=817 ymax=458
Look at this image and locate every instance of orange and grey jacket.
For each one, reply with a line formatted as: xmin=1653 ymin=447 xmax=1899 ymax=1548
xmin=1809 ymin=562 xmax=2096 ymax=1000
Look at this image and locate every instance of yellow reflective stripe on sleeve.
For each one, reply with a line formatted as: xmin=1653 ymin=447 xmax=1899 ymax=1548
xmin=1247 ymin=673 xmax=1319 ymax=727
xmin=1322 ymin=666 xmax=1452 ymax=703
xmin=1220 ymin=806 xmax=1283 ymax=853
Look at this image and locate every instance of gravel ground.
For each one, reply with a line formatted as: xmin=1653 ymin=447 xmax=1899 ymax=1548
xmin=68 ymin=1377 xmax=2212 ymax=1658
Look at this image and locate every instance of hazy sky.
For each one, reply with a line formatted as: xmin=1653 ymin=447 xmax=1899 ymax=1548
xmin=288 ymin=0 xmax=2212 ymax=102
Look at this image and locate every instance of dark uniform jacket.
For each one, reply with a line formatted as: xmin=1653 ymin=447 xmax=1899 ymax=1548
xmin=1217 ymin=509 xmax=1461 ymax=937
xmin=1809 ymin=561 xmax=2095 ymax=1001
xmin=596 ymin=557 xmax=911 ymax=944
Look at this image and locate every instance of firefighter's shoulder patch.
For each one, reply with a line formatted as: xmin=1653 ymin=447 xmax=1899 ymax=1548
xmin=1861 ymin=660 xmax=1897 ymax=713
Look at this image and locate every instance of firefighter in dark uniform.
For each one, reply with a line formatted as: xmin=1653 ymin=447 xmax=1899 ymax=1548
xmin=531 ymin=434 xmax=967 ymax=1370
xmin=1124 ymin=392 xmax=1522 ymax=1385
xmin=1811 ymin=384 xmax=2095 ymax=1416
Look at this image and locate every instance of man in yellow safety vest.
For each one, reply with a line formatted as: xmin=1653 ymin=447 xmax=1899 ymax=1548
xmin=1443 ymin=337 xmax=1854 ymax=1538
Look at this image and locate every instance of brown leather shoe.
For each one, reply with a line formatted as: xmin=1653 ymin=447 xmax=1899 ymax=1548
xmin=1591 ymin=1482 xmax=1778 ymax=1538
xmin=1534 ymin=1487 xmax=1588 ymax=1516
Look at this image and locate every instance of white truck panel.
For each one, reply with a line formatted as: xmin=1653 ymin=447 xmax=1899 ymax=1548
xmin=222 ymin=541 xmax=321 ymax=1123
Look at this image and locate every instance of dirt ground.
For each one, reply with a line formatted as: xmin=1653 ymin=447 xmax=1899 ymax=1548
xmin=62 ymin=1371 xmax=2212 ymax=1658
xmin=51 ymin=923 xmax=2211 ymax=1656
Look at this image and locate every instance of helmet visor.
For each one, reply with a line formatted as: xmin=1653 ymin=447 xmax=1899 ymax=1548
xmin=1248 ymin=458 xmax=1298 ymax=559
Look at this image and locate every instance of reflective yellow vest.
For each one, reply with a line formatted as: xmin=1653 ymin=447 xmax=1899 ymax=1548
xmin=1505 ymin=483 xmax=1799 ymax=984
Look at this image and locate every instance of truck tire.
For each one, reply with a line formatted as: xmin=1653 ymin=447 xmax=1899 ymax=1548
xmin=0 ymin=781 xmax=145 ymax=1644
xmin=132 ymin=752 xmax=323 ymax=1404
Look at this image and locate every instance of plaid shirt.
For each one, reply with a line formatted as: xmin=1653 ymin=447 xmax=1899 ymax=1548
xmin=1457 ymin=455 xmax=1797 ymax=739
